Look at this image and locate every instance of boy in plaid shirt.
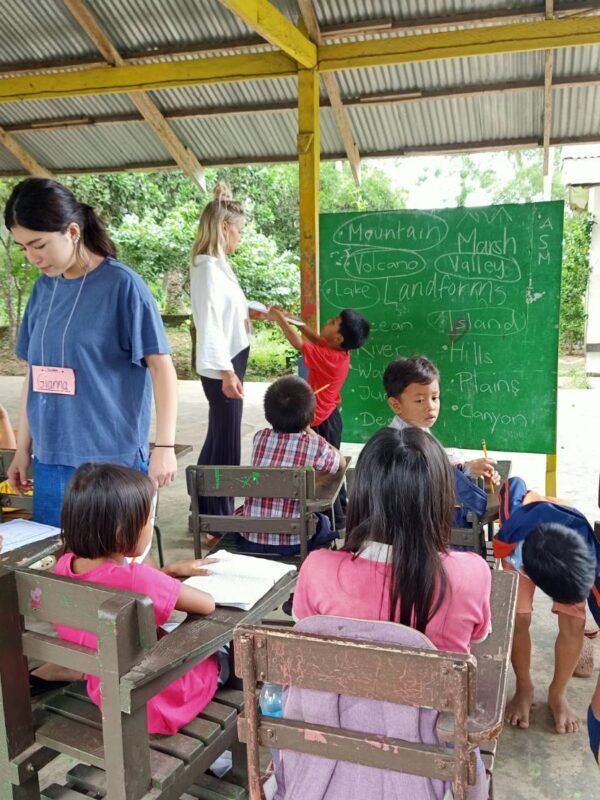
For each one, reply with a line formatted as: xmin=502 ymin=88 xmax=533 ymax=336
xmin=237 ymin=376 xmax=345 ymax=556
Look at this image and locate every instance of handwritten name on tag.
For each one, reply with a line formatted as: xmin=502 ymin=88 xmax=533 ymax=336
xmin=31 ymin=366 xmax=76 ymax=396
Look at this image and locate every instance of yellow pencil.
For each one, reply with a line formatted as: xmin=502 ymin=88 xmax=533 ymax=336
xmin=481 ymin=439 xmax=493 ymax=491
xmin=314 ymin=383 xmax=331 ymax=395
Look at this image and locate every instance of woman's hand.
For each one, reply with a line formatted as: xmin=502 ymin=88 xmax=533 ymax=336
xmin=7 ymin=450 xmax=32 ymax=494
xmin=222 ymin=371 xmax=244 ymax=400
xmin=163 ymin=557 xmax=218 ymax=578
xmin=148 ymin=447 xmax=177 ymax=488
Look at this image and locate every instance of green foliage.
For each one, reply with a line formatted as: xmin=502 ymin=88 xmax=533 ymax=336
xmin=246 ymin=326 xmax=297 ymax=380
xmin=560 ymin=211 xmax=594 ymax=354
xmin=61 ymin=173 xmax=201 ymax=227
xmin=110 ymin=202 xmax=199 ymax=309
xmin=490 ymin=150 xmax=565 ymax=204
xmin=231 ymin=223 xmax=299 ymax=313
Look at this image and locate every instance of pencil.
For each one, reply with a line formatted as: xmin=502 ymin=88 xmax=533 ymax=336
xmin=481 ymin=439 xmax=493 ymax=491
xmin=314 ymin=383 xmax=330 ymax=395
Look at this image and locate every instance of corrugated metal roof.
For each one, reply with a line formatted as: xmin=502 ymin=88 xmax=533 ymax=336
xmin=0 ymin=1 xmax=98 ymax=68
xmin=171 ymin=111 xmax=298 ymax=161
xmin=13 ymin=123 xmax=170 ymax=170
xmin=0 ymin=1 xmax=599 ymax=175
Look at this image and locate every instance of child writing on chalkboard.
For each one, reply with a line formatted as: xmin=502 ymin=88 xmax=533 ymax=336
xmin=53 ymin=463 xmax=221 ymax=735
xmin=382 ymin=355 xmax=500 ymax=483
xmin=237 ymin=375 xmax=344 ymax=556
xmin=269 ymin=308 xmax=370 ymax=529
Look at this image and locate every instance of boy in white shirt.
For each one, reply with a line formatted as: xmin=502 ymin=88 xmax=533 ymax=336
xmin=383 ymin=355 xmax=499 ymax=482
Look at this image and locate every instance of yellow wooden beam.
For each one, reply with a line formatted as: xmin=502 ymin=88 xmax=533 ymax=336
xmin=298 ymin=68 xmax=320 ymax=329
xmin=545 ymin=453 xmax=557 ymax=496
xmin=63 ymin=0 xmax=206 ymax=191
xmin=298 ymin=0 xmax=361 ymax=185
xmin=0 ymin=127 xmax=55 ymax=178
xmin=0 ymin=51 xmax=297 ymax=104
xmin=219 ymin=0 xmax=316 ymax=68
xmin=318 ymin=16 xmax=600 ymax=72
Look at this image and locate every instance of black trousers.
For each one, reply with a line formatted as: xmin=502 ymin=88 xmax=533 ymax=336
xmin=313 ymin=407 xmax=347 ymax=530
xmin=197 ymin=347 xmax=249 ymax=516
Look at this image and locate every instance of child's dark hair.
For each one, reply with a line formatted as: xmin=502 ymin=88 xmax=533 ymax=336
xmin=383 ymin=355 xmax=439 ymax=398
xmin=522 ymin=523 xmax=596 ymax=604
xmin=4 ymin=178 xmax=116 ymax=259
xmin=338 ymin=309 xmax=371 ymax=351
xmin=264 ymin=376 xmax=315 ymax=433
xmin=61 ymin=463 xmax=155 ymax=559
xmin=344 ymin=426 xmax=454 ymax=632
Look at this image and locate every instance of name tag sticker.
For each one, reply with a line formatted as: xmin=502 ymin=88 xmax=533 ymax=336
xmin=31 ymin=366 xmax=76 ymax=396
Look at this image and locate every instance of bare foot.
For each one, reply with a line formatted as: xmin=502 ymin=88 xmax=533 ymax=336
xmin=505 ymin=685 xmax=534 ymax=728
xmin=548 ymin=688 xmax=581 ymax=734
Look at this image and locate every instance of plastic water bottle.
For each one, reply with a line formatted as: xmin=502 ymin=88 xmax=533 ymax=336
xmin=259 ymin=683 xmax=283 ymax=717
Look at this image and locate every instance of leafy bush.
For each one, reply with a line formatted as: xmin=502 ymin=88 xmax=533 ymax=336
xmin=246 ymin=327 xmax=298 ymax=380
xmin=560 ymin=212 xmax=594 ymax=354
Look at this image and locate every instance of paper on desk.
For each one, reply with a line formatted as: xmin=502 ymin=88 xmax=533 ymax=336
xmin=0 ymin=519 xmax=61 ymax=553
xmin=184 ymin=549 xmax=296 ymax=611
xmin=247 ymin=300 xmax=305 ymax=327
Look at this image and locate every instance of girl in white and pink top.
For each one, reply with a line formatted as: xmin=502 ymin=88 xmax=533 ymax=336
xmin=294 ymin=426 xmax=491 ymax=654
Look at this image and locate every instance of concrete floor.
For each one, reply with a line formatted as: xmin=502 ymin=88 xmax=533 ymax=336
xmin=1 ymin=375 xmax=599 ymax=797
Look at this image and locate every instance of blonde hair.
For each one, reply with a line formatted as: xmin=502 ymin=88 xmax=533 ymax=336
xmin=191 ymin=181 xmax=244 ymax=259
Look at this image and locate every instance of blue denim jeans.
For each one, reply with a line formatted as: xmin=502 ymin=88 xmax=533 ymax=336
xmin=32 ymin=454 xmax=149 ymax=528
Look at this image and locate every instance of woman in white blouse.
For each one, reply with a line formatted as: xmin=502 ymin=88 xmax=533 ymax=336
xmin=190 ymin=182 xmax=266 ymax=516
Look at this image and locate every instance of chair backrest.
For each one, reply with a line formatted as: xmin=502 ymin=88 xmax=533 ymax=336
xmin=0 ymin=566 xmax=157 ymax=799
xmin=186 ymin=465 xmax=317 ymax=560
xmin=234 ymin=618 xmax=480 ymax=800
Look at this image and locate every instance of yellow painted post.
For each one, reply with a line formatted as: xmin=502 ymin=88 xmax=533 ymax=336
xmin=298 ymin=67 xmax=320 ymax=329
xmin=545 ymin=453 xmax=557 ymax=496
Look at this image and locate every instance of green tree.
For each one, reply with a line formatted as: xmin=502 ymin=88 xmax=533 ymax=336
xmin=560 ymin=211 xmax=594 ymax=353
xmin=0 ymin=179 xmax=37 ymax=344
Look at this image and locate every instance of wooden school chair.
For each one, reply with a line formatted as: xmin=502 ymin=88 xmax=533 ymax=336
xmin=0 ymin=566 xmax=245 ymax=800
xmin=234 ymin=569 xmax=517 ymax=800
xmin=234 ymin=622 xmax=486 ymax=800
xmin=187 ymin=465 xmax=318 ymax=563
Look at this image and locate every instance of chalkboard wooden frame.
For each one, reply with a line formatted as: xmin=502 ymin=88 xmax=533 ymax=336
xmin=319 ymin=202 xmax=564 ymax=455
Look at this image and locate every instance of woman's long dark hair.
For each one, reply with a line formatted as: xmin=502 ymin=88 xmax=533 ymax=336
xmin=4 ymin=178 xmax=116 ymax=258
xmin=344 ymin=427 xmax=455 ymax=632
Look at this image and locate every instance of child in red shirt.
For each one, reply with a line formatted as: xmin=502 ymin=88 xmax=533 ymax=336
xmin=270 ymin=308 xmax=370 ymax=528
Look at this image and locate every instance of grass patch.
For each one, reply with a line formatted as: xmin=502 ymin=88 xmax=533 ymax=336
xmin=558 ymin=356 xmax=589 ymax=389
xmin=165 ymin=323 xmax=296 ymax=381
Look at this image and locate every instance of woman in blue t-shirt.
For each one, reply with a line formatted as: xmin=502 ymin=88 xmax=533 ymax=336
xmin=4 ymin=178 xmax=178 ymax=527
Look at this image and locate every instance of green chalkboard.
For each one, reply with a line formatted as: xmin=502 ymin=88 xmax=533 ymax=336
xmin=319 ymin=202 xmax=564 ymax=453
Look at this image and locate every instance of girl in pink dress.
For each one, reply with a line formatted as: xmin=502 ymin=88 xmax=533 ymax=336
xmin=294 ymin=426 xmax=491 ymax=654
xmin=54 ymin=463 xmax=219 ymax=735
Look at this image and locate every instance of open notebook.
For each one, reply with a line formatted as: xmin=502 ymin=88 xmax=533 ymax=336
xmin=0 ymin=519 xmax=61 ymax=553
xmin=184 ymin=549 xmax=296 ymax=611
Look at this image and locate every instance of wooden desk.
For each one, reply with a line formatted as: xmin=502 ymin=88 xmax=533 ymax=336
xmin=307 ymin=457 xmax=351 ymax=514
xmin=120 ymin=571 xmax=297 ymax=709
xmin=0 ymin=532 xmax=61 ymax=569
xmin=438 ymin=569 xmax=518 ymax=746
